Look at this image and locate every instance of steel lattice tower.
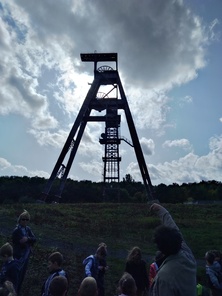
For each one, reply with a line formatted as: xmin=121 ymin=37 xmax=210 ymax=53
xmin=41 ymin=53 xmax=154 ymax=201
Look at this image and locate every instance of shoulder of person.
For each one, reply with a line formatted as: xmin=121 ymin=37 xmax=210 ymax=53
xmin=12 ymin=226 xmax=20 ymax=233
xmin=83 ymin=255 xmax=95 ymax=265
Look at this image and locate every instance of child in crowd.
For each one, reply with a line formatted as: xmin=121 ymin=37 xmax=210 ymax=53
xmin=205 ymin=250 xmax=222 ymax=296
xmin=49 ymin=275 xmax=68 ymax=296
xmin=0 ymin=280 xmax=17 ymax=296
xmin=12 ymin=209 xmax=36 ymax=294
xmin=78 ymin=277 xmax=98 ymax=296
xmin=0 ymin=243 xmax=20 ymax=294
xmin=125 ymin=246 xmax=149 ymax=296
xmin=149 ymin=251 xmax=165 ymax=288
xmin=83 ymin=243 xmax=108 ymax=296
xmin=117 ymin=272 xmax=137 ymax=296
xmin=212 ymin=250 xmax=222 ymax=270
xmin=41 ymin=251 xmax=69 ymax=296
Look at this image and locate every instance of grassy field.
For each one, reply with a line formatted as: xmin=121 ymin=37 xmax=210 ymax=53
xmin=0 ymin=203 xmax=222 ymax=295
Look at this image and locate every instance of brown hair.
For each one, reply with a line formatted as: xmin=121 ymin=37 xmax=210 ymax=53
xmin=96 ymin=244 xmax=107 ymax=257
xmin=49 ymin=276 xmax=68 ymax=296
xmin=118 ymin=272 xmax=137 ymax=296
xmin=205 ymin=251 xmax=216 ymax=265
xmin=127 ymin=246 xmax=142 ymax=263
xmin=48 ymin=252 xmax=63 ymax=266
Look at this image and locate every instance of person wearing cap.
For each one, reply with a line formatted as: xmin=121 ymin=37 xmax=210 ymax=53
xmin=12 ymin=209 xmax=36 ymax=294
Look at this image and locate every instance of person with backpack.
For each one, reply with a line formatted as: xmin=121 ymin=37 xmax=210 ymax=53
xmin=205 ymin=250 xmax=222 ymax=296
xmin=83 ymin=243 xmax=108 ymax=296
xmin=41 ymin=252 xmax=69 ymax=296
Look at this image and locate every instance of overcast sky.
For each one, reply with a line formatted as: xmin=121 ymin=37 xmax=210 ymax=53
xmin=0 ymin=0 xmax=221 ymax=187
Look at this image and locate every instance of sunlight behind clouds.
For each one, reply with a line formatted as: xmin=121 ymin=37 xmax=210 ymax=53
xmin=0 ymin=0 xmax=221 ymax=185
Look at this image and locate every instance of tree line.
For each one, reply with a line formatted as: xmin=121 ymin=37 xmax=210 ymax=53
xmin=0 ymin=175 xmax=221 ymax=204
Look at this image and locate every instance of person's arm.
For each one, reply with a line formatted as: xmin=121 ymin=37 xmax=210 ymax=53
xmin=85 ymin=258 xmax=93 ymax=277
xmin=207 ymin=268 xmax=221 ymax=289
xmin=149 ymin=263 xmax=156 ymax=287
xmin=27 ymin=227 xmax=36 ymax=245
xmin=150 ymin=203 xmax=178 ymax=230
xmin=150 ymin=203 xmax=196 ymax=264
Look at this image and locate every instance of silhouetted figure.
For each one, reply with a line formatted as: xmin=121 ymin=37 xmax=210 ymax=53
xmin=117 ymin=272 xmax=137 ymax=296
xmin=149 ymin=203 xmax=196 ymax=296
xmin=49 ymin=275 xmax=68 ymax=296
xmin=125 ymin=246 xmax=149 ymax=296
xmin=205 ymin=250 xmax=222 ymax=296
xmin=78 ymin=277 xmax=98 ymax=296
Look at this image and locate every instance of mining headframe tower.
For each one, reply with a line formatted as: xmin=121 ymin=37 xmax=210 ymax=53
xmin=41 ymin=53 xmax=155 ymax=202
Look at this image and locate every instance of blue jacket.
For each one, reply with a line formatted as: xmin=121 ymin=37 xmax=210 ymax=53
xmin=12 ymin=225 xmax=36 ymax=260
xmin=83 ymin=255 xmax=99 ymax=279
xmin=0 ymin=259 xmax=20 ymax=292
xmin=41 ymin=269 xmax=68 ymax=296
xmin=206 ymin=261 xmax=222 ymax=290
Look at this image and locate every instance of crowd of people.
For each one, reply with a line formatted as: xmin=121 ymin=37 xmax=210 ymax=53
xmin=0 ymin=203 xmax=222 ymax=296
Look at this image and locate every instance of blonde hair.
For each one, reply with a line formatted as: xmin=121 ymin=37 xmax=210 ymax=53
xmin=0 ymin=281 xmax=16 ymax=296
xmin=18 ymin=209 xmax=30 ymax=223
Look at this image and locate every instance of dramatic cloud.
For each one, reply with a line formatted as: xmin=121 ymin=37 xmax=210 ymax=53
xmin=0 ymin=0 xmax=221 ymax=186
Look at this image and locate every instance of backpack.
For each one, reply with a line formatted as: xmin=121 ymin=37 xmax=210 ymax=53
xmin=83 ymin=255 xmax=98 ymax=279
